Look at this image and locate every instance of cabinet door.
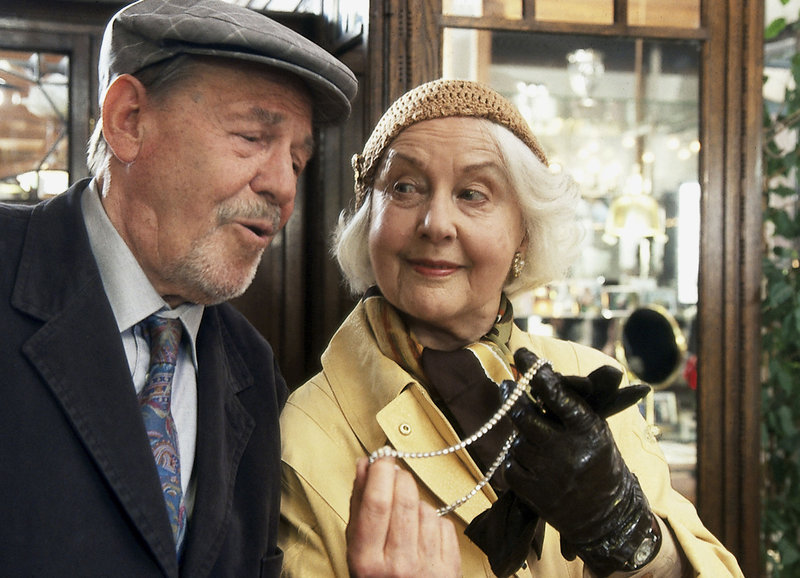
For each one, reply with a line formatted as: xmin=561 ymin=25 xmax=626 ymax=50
xmin=443 ymin=30 xmax=702 ymax=502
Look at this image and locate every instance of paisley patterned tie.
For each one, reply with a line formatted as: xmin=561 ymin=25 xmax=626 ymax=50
xmin=140 ymin=314 xmax=186 ymax=555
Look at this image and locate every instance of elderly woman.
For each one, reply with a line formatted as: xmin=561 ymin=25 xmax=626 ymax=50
xmin=279 ymin=79 xmax=743 ymax=577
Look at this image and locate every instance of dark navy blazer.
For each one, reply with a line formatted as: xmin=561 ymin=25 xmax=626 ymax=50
xmin=0 ymin=181 xmax=288 ymax=577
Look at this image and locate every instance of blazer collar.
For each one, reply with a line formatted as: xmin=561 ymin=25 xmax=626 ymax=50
xmin=12 ymin=180 xmax=99 ymax=321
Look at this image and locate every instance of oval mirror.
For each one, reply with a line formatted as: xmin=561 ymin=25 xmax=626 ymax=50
xmin=616 ymin=304 xmax=687 ymax=389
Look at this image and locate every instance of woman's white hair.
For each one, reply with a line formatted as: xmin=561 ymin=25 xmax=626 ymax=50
xmin=333 ymin=118 xmax=583 ymax=297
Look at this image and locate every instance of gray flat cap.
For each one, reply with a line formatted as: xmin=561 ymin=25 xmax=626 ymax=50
xmin=98 ymin=0 xmax=357 ymax=124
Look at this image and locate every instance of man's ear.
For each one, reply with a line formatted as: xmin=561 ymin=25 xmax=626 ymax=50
xmin=101 ymin=74 xmax=147 ymax=164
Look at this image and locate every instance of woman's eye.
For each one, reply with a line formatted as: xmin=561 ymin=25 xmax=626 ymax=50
xmin=460 ymin=188 xmax=488 ymax=202
xmin=393 ymin=181 xmax=417 ymax=194
xmin=239 ymin=134 xmax=260 ymax=143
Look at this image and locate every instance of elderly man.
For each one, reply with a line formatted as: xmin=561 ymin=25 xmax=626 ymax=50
xmin=0 ymin=0 xmax=356 ymax=575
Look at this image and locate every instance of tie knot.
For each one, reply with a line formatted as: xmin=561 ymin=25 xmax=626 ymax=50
xmin=143 ymin=314 xmax=183 ymax=366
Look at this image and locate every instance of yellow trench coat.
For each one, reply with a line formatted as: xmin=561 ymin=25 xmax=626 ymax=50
xmin=279 ymin=301 xmax=743 ymax=577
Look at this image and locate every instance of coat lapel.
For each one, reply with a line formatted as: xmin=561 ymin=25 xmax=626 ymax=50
xmin=180 ymin=308 xmax=255 ymax=576
xmin=22 ymin=288 xmax=180 ymax=576
xmin=13 ymin=183 xmax=179 ymax=576
xmin=325 ymin=304 xmax=496 ymax=526
xmin=376 ymin=386 xmax=496 ymax=526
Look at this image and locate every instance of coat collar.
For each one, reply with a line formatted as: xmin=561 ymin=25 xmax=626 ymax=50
xmin=321 ymin=301 xmax=547 ymax=525
xmin=12 ymin=180 xmax=100 ymax=321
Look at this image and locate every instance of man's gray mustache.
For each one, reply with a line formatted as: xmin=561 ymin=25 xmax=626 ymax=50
xmin=217 ymin=201 xmax=282 ymax=231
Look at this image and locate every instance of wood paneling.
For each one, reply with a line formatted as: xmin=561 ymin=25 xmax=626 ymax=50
xmin=696 ymin=2 xmax=763 ymax=576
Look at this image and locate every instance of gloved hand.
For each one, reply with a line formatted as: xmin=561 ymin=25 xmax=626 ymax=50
xmin=501 ymin=348 xmax=656 ymax=576
xmin=464 ymin=348 xmax=651 ymax=577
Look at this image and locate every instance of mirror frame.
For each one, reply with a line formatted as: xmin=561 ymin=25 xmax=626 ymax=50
xmin=616 ymin=304 xmax=689 ymax=390
xmin=364 ymin=1 xmax=763 ymax=574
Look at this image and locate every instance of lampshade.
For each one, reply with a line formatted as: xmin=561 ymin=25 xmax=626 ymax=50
xmin=604 ymin=193 xmax=665 ymax=239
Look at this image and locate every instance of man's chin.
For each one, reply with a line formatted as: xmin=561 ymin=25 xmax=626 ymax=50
xmin=179 ymin=260 xmax=260 ymax=305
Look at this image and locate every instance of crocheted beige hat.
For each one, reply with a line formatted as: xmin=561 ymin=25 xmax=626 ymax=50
xmin=352 ymin=79 xmax=548 ymax=207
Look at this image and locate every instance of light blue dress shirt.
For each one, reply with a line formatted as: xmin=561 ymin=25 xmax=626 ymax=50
xmin=81 ymin=180 xmax=202 ymax=516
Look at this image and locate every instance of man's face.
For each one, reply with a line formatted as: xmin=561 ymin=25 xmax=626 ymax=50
xmin=107 ymin=59 xmax=314 ymax=306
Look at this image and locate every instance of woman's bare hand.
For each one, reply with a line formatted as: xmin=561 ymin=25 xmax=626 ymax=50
xmin=346 ymin=456 xmax=461 ymax=578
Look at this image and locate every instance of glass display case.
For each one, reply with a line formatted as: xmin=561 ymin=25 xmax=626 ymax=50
xmin=444 ymin=31 xmax=701 ymax=501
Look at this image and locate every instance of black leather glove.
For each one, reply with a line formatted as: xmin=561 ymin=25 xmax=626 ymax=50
xmin=502 ymin=348 xmax=656 ymax=576
xmin=464 ymin=348 xmax=651 ymax=577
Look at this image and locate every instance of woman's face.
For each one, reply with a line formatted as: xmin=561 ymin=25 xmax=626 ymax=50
xmin=368 ymin=117 xmax=526 ymax=350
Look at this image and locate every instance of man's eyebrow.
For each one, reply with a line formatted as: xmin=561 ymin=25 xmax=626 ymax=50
xmin=248 ymin=106 xmax=283 ymax=125
xmin=246 ymin=106 xmax=316 ymax=156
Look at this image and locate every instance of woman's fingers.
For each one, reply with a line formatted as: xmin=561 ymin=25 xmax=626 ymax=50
xmin=346 ymin=456 xmax=461 ymax=577
xmin=419 ymin=502 xmax=462 ymax=576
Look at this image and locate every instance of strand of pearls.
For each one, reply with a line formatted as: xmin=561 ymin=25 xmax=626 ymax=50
xmin=436 ymin=431 xmax=516 ymax=516
xmin=368 ymin=357 xmax=552 ymax=516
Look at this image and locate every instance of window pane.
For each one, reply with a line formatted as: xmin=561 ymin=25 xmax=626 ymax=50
xmin=443 ymin=0 xmax=483 ymax=17
xmin=488 ymin=0 xmax=522 ymax=20
xmin=0 ymin=50 xmax=69 ymax=202
xmin=443 ymin=28 xmax=494 ymax=83
xmin=442 ymin=0 xmax=521 ymax=19
xmin=629 ymin=0 xmax=700 ymax=28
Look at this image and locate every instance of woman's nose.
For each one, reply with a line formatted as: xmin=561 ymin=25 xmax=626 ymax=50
xmin=418 ymin=192 xmax=457 ymax=241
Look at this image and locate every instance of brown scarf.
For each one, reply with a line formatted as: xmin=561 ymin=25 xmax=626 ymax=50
xmin=363 ymin=287 xmax=519 ymax=476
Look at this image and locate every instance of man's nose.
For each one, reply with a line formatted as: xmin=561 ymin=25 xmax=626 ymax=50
xmin=250 ymin=146 xmax=299 ymax=209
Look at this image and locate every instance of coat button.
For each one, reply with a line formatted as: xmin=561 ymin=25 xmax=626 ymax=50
xmin=399 ymin=423 xmax=412 ymax=435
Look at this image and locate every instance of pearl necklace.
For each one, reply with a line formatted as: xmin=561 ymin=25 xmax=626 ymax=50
xmin=369 ymin=356 xmax=552 ymax=516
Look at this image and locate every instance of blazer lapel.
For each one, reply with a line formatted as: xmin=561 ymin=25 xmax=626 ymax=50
xmin=23 ymin=290 xmax=180 ymax=576
xmin=180 ymin=308 xmax=255 ymax=577
xmin=14 ymin=184 xmax=179 ymax=576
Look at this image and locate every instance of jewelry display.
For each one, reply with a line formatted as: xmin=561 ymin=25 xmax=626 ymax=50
xmin=368 ymin=356 xmax=552 ymax=516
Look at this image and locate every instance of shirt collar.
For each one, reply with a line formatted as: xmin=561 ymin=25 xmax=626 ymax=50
xmin=81 ymin=180 xmax=203 ymax=367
